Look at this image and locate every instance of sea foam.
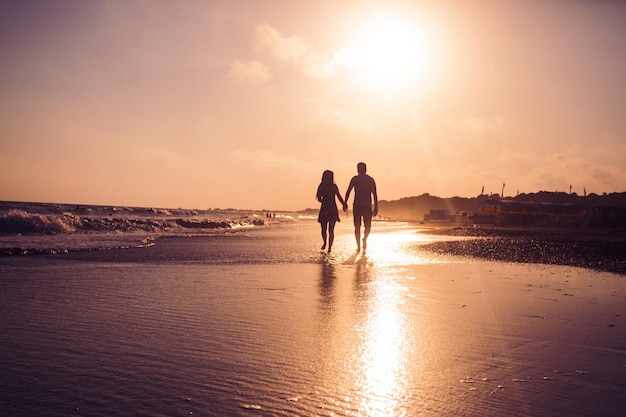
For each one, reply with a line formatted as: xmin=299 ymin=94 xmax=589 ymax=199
xmin=0 ymin=201 xmax=285 ymax=255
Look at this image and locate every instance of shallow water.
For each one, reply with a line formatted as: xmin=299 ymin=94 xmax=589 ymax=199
xmin=1 ymin=221 xmax=625 ymax=416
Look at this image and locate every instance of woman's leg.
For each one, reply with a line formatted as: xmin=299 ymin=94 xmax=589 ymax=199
xmin=328 ymin=221 xmax=336 ymax=252
xmin=320 ymin=221 xmax=328 ymax=250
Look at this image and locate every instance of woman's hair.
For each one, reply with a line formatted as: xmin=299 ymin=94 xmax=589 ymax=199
xmin=321 ymin=170 xmax=334 ymax=184
xmin=317 ymin=170 xmax=335 ymax=200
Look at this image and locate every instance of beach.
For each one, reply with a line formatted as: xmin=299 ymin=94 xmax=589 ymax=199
xmin=421 ymin=225 xmax=626 ymax=276
xmin=1 ymin=220 xmax=625 ymax=416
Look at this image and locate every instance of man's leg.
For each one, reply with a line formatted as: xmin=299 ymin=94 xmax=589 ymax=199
xmin=362 ymin=210 xmax=373 ymax=251
xmin=353 ymin=210 xmax=362 ymax=252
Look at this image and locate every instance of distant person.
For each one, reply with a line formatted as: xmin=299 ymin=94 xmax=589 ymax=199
xmin=316 ymin=170 xmax=348 ymax=252
xmin=344 ymin=162 xmax=378 ymax=252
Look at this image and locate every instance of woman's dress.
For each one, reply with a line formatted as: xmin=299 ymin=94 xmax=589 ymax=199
xmin=317 ymin=184 xmax=341 ymax=223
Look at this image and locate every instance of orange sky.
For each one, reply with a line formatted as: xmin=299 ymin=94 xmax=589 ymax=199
xmin=1 ymin=0 xmax=625 ymax=211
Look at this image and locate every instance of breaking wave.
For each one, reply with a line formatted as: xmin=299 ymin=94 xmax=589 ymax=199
xmin=0 ymin=202 xmax=296 ymax=255
xmin=0 ymin=210 xmax=83 ymax=234
xmin=0 ymin=209 xmax=265 ymax=235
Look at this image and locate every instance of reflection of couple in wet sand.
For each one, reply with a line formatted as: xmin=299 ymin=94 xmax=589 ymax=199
xmin=316 ymin=162 xmax=378 ymax=253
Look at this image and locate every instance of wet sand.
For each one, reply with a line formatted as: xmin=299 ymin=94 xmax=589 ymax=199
xmin=419 ymin=225 xmax=626 ymax=275
xmin=386 ymin=261 xmax=626 ymax=416
xmin=1 ymin=221 xmax=625 ymax=416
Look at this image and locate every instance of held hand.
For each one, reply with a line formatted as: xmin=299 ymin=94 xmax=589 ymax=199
xmin=342 ymin=203 xmax=348 ymax=212
xmin=373 ymin=207 xmax=378 ymax=217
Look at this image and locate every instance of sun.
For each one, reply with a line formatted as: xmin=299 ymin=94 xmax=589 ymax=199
xmin=334 ymin=14 xmax=437 ymax=92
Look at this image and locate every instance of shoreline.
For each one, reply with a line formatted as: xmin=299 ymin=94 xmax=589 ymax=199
xmin=416 ymin=225 xmax=626 ymax=276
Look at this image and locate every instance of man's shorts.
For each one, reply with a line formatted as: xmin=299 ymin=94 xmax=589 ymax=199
xmin=352 ymin=204 xmax=372 ymax=225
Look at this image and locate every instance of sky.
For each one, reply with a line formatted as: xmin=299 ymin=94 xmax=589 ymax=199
xmin=1 ymin=0 xmax=625 ymax=211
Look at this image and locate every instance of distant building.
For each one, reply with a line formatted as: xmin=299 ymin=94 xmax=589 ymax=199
xmin=588 ymin=206 xmax=626 ymax=227
xmin=423 ymin=209 xmax=456 ymax=222
xmin=476 ymin=199 xmax=586 ymax=226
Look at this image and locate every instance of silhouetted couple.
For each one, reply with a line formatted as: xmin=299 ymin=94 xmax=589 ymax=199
xmin=316 ymin=162 xmax=378 ymax=253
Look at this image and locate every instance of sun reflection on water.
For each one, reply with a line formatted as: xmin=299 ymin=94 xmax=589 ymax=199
xmin=353 ymin=259 xmax=412 ymax=417
xmin=315 ymin=224 xmax=445 ymax=416
xmin=361 ymin=227 xmax=434 ymax=266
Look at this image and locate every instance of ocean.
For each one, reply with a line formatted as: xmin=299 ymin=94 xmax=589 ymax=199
xmin=1 ymin=201 xmax=625 ymax=416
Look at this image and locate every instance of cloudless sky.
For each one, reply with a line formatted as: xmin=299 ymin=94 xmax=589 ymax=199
xmin=1 ymin=0 xmax=625 ymax=210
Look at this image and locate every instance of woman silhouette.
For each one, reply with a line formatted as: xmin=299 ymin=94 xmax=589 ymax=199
xmin=316 ymin=170 xmax=348 ymax=252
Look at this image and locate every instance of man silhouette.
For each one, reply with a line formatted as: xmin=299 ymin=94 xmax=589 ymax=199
xmin=344 ymin=162 xmax=378 ymax=252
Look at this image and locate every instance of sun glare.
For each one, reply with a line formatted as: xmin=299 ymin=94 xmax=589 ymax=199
xmin=358 ymin=272 xmax=410 ymax=415
xmin=335 ymin=14 xmax=437 ymax=92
